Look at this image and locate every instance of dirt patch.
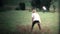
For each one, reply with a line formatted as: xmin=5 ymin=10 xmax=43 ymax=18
xmin=16 ymin=25 xmax=52 ymax=34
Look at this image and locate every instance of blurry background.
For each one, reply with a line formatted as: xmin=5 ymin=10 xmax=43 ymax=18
xmin=0 ymin=0 xmax=59 ymax=34
xmin=0 ymin=0 xmax=58 ymax=11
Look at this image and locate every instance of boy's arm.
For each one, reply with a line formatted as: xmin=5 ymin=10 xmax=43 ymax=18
xmin=39 ymin=19 xmax=41 ymax=23
xmin=32 ymin=17 xmax=34 ymax=22
xmin=32 ymin=13 xmax=34 ymax=22
xmin=38 ymin=14 xmax=41 ymax=23
xmin=39 ymin=16 xmax=41 ymax=23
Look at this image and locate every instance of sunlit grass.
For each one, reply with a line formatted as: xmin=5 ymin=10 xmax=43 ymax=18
xmin=0 ymin=10 xmax=59 ymax=34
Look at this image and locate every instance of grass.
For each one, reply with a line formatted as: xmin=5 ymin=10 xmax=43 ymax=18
xmin=0 ymin=10 xmax=59 ymax=34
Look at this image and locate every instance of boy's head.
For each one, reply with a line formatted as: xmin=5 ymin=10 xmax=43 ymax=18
xmin=32 ymin=9 xmax=36 ymax=13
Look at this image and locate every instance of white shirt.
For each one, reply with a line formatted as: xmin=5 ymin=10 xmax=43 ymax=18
xmin=32 ymin=13 xmax=41 ymax=22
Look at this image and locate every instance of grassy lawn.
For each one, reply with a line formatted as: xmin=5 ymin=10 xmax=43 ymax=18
xmin=0 ymin=10 xmax=59 ymax=34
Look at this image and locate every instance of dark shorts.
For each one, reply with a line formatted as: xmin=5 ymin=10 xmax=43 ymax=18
xmin=32 ymin=20 xmax=40 ymax=25
xmin=32 ymin=20 xmax=40 ymax=28
xmin=31 ymin=20 xmax=41 ymax=30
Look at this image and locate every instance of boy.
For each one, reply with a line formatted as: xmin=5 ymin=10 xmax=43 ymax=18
xmin=31 ymin=9 xmax=41 ymax=31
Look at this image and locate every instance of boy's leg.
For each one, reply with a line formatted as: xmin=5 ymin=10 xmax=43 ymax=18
xmin=38 ymin=22 xmax=41 ymax=30
xmin=31 ymin=21 xmax=36 ymax=31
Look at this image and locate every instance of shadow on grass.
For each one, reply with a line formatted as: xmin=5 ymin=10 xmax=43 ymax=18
xmin=16 ymin=25 xmax=52 ymax=34
xmin=1 ymin=24 xmax=53 ymax=34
